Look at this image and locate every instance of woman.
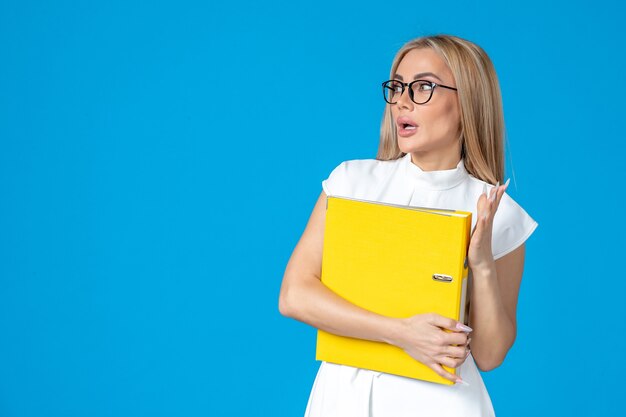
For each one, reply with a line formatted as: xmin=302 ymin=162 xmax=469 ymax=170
xmin=278 ymin=34 xmax=538 ymax=417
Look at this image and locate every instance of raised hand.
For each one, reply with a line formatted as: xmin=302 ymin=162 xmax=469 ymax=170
xmin=468 ymin=179 xmax=510 ymax=273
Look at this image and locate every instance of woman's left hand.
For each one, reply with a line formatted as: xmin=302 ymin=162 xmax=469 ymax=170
xmin=467 ymin=179 xmax=510 ymax=273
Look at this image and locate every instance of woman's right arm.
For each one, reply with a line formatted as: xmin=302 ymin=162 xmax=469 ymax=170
xmin=278 ymin=191 xmax=401 ymax=344
xmin=278 ymin=191 xmax=471 ymax=383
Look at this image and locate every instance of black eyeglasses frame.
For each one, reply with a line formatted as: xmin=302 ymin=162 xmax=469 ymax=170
xmin=381 ymin=79 xmax=458 ymax=105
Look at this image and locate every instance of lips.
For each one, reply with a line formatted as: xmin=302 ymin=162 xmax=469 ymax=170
xmin=396 ymin=116 xmax=418 ymax=129
xmin=396 ymin=116 xmax=418 ymax=137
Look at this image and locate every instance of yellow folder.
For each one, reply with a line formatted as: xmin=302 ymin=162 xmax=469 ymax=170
xmin=316 ymin=195 xmax=472 ymax=385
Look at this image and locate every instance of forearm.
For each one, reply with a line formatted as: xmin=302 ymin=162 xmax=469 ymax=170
xmin=280 ymin=276 xmax=403 ymax=346
xmin=469 ymin=262 xmax=516 ymax=370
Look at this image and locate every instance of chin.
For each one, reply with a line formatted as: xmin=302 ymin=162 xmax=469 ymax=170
xmin=397 ymin=137 xmax=430 ymax=155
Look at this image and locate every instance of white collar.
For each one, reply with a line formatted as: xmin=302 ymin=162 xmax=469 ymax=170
xmin=402 ymin=153 xmax=469 ymax=190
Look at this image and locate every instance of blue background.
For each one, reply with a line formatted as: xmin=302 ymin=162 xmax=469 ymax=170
xmin=1 ymin=0 xmax=624 ymax=415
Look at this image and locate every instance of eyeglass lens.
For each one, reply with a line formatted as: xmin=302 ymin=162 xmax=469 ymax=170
xmin=383 ymin=80 xmax=434 ymax=104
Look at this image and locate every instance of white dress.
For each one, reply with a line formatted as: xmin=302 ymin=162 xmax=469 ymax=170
xmin=304 ymin=153 xmax=539 ymax=417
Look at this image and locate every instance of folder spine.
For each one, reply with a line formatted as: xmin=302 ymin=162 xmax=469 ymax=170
xmin=457 ymin=214 xmax=471 ymax=325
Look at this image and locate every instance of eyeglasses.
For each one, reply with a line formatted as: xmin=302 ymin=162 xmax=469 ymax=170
xmin=381 ymin=79 xmax=458 ymax=105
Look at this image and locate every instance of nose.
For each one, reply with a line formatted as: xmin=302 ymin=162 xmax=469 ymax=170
xmin=395 ymin=86 xmax=414 ymax=111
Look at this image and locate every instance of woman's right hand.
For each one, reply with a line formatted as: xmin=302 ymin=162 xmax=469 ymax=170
xmin=393 ymin=313 xmax=472 ymax=384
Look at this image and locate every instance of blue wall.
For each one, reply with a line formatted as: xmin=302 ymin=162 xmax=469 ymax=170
xmin=1 ymin=0 xmax=624 ymax=415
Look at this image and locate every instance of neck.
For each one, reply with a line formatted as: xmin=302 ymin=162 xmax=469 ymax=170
xmin=409 ymin=151 xmax=462 ymax=171
xmin=406 ymin=136 xmax=463 ymax=171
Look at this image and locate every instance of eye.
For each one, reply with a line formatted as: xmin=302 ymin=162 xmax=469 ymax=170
xmin=386 ymin=81 xmax=402 ymax=92
xmin=416 ymin=81 xmax=433 ymax=91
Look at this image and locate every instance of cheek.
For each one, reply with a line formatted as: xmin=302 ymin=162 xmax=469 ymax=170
xmin=433 ymin=100 xmax=460 ymax=131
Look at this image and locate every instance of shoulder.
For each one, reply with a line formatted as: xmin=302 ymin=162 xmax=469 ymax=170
xmin=322 ymin=157 xmax=402 ymax=198
xmin=467 ymin=176 xmax=539 ymax=260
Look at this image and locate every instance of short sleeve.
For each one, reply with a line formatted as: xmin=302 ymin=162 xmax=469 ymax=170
xmin=491 ymin=192 xmax=539 ymax=260
xmin=321 ymin=161 xmax=349 ymax=197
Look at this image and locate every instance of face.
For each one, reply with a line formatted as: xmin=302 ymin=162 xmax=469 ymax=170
xmin=390 ymin=48 xmax=462 ymax=166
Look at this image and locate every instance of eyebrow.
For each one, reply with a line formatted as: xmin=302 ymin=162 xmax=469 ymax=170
xmin=394 ymin=72 xmax=443 ymax=82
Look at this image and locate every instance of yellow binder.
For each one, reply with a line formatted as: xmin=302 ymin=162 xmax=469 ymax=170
xmin=316 ymin=195 xmax=472 ymax=385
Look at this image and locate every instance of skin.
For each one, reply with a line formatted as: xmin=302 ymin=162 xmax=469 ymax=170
xmin=392 ymin=48 xmax=463 ymax=171
xmin=279 ymin=48 xmax=526 ymax=384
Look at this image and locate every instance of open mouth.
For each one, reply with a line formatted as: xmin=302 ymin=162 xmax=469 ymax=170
xmin=396 ymin=117 xmax=418 ymax=136
xmin=397 ymin=116 xmax=418 ymax=130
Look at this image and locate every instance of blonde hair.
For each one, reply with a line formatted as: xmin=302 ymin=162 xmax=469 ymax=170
xmin=377 ymin=34 xmax=505 ymax=185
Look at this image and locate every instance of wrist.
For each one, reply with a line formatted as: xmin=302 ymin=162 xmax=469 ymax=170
xmin=380 ymin=316 xmax=407 ymax=347
xmin=471 ymin=259 xmax=497 ymax=277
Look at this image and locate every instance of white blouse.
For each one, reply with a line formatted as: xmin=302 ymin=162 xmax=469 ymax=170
xmin=304 ymin=152 xmax=538 ymax=417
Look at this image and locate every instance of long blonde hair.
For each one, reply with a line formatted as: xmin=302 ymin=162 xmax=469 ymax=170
xmin=377 ymin=34 xmax=505 ymax=184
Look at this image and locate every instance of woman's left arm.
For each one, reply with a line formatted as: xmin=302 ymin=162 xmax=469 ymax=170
xmin=466 ymin=180 xmax=527 ymax=371
xmin=468 ymin=244 xmax=525 ymax=371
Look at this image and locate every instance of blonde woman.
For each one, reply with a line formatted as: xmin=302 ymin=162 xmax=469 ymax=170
xmin=279 ymin=34 xmax=538 ymax=416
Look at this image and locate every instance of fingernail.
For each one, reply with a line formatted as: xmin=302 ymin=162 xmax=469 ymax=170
xmin=456 ymin=323 xmax=473 ymax=332
xmin=504 ymin=178 xmax=510 ymax=188
xmin=482 ymin=183 xmax=486 ymax=195
xmin=465 ymin=349 xmax=471 ymax=358
xmin=455 ymin=378 xmax=469 ymax=386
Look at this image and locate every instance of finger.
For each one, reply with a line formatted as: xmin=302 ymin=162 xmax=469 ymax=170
xmin=470 ymin=211 xmax=484 ymax=240
xmin=455 ymin=351 xmax=471 ymax=368
xmin=444 ymin=332 xmax=470 ymax=347
xmin=485 ymin=183 xmax=498 ymax=220
xmin=481 ymin=182 xmax=502 ymax=223
xmin=494 ymin=178 xmax=510 ymax=208
xmin=440 ymin=330 xmax=470 ymax=346
xmin=438 ymin=356 xmax=459 ymax=368
xmin=430 ymin=362 xmax=463 ymax=384
xmin=479 ymin=184 xmax=490 ymax=208
xmin=487 ymin=179 xmax=509 ymax=220
xmin=477 ymin=186 xmax=493 ymax=221
xmin=443 ymin=344 xmax=469 ymax=359
xmin=471 ymin=209 xmax=491 ymax=243
xmin=428 ymin=313 xmax=472 ymax=333
xmin=489 ymin=181 xmax=499 ymax=202
xmin=438 ymin=353 xmax=469 ymax=369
